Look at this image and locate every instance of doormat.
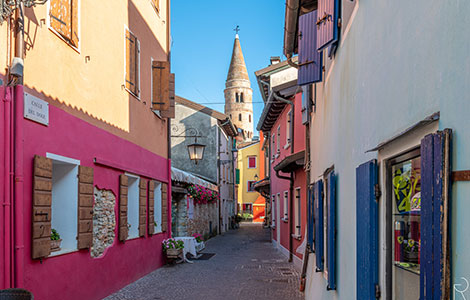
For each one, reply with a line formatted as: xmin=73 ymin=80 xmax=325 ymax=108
xmin=194 ymin=253 xmax=216 ymax=260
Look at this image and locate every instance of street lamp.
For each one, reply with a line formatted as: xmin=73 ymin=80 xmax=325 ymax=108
xmin=187 ymin=138 xmax=205 ymax=165
xmin=254 ymin=174 xmax=259 ymax=181
xmin=171 ymin=127 xmax=206 ymax=165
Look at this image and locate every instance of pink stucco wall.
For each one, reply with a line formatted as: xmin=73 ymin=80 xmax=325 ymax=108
xmin=20 ymin=94 xmax=171 ymax=300
xmin=269 ymin=92 xmax=306 ymax=259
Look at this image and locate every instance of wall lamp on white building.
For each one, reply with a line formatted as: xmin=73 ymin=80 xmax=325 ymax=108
xmin=171 ymin=128 xmax=206 ymax=165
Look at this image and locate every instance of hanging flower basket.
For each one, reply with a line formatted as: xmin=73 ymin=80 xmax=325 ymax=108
xmin=187 ymin=184 xmax=219 ymax=204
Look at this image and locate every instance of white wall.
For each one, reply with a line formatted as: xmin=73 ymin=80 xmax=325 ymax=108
xmin=305 ymin=0 xmax=470 ymax=299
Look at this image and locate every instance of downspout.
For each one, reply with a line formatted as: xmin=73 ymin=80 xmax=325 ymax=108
xmin=217 ymin=128 xmax=221 ymax=234
xmin=13 ymin=3 xmax=25 ymax=288
xmin=3 ymin=86 xmax=12 ymax=289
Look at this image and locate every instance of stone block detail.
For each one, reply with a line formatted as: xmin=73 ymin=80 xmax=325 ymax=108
xmin=91 ymin=187 xmax=116 ymax=258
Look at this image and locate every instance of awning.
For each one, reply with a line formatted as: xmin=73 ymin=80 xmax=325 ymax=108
xmin=171 ymin=167 xmax=218 ymax=191
xmin=273 ymin=151 xmax=305 ymax=173
xmin=253 ymin=178 xmax=270 ymax=199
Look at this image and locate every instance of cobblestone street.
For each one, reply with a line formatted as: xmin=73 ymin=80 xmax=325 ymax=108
xmin=105 ymin=224 xmax=304 ymax=300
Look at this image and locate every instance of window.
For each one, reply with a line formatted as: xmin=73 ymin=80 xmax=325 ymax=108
xmin=277 ymin=126 xmax=281 ymax=154
xmin=272 ymin=134 xmax=276 ymax=160
xmin=154 ymin=181 xmax=162 ymax=233
xmin=236 ymin=93 xmax=239 ymax=103
xmin=283 ymin=191 xmax=288 ymax=220
xmin=294 ymin=188 xmax=301 ymax=236
xmin=248 ymin=156 xmax=256 ymax=169
xmin=239 ymin=114 xmax=242 ymax=121
xmin=286 ymin=110 xmax=292 ymax=145
xmin=247 ymin=181 xmax=256 ymax=192
xmin=126 ymin=174 xmax=140 ymax=239
xmin=240 ymin=93 xmax=244 ymax=102
xmin=125 ymin=28 xmax=140 ymax=98
xmin=390 ymin=150 xmax=421 ymax=297
xmin=50 ymin=154 xmax=79 ymax=255
xmin=249 ymin=114 xmax=251 ymax=123
xmin=49 ymin=0 xmax=80 ymax=48
xmin=271 ymin=195 xmax=276 ymax=227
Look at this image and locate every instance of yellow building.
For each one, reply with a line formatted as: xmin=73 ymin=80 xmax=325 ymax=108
xmin=237 ymin=141 xmax=260 ymax=217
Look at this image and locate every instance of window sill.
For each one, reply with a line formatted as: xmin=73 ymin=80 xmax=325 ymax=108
xmin=152 ymin=109 xmax=162 ymax=119
xmin=49 ymin=248 xmax=78 ymax=258
xmin=291 ymin=234 xmax=302 ymax=240
xmin=271 ymin=225 xmax=276 ymax=229
xmin=275 ymin=153 xmax=280 ymax=159
xmin=48 ymin=27 xmax=81 ymax=54
xmin=282 ymin=217 xmax=288 ymax=222
xmin=124 ymin=87 xmax=141 ymax=100
xmin=284 ymin=143 xmax=291 ymax=150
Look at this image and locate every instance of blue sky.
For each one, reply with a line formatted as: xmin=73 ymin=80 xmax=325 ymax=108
xmin=170 ymin=0 xmax=285 ymax=135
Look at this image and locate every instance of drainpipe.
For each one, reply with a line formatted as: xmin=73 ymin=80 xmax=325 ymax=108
xmin=13 ymin=3 xmax=25 ymax=288
xmin=217 ymin=128 xmax=221 ymax=234
xmin=3 ymin=86 xmax=12 ymax=289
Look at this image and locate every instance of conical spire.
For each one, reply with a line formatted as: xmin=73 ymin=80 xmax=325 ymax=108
xmin=226 ymin=35 xmax=249 ymax=83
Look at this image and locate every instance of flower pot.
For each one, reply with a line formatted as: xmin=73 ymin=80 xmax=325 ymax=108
xmin=166 ymin=248 xmax=183 ymax=259
xmin=51 ymin=239 xmax=62 ymax=252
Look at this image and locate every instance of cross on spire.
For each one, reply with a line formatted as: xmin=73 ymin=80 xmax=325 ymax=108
xmin=234 ymin=25 xmax=240 ymax=35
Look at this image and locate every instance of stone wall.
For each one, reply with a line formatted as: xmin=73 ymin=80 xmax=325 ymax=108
xmin=91 ymin=187 xmax=116 ymax=258
xmin=172 ymin=193 xmax=219 ymax=238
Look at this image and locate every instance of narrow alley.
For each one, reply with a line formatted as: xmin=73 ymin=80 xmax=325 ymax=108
xmin=106 ymin=224 xmax=303 ymax=300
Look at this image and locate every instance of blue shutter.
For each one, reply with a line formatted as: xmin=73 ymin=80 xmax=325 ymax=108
xmin=316 ymin=0 xmax=340 ymax=51
xmin=356 ymin=160 xmax=379 ymax=300
xmin=327 ymin=171 xmax=337 ymax=290
xmin=308 ymin=185 xmax=314 ymax=251
xmin=298 ymin=10 xmax=323 ymax=86
xmin=420 ymin=129 xmax=452 ymax=300
xmin=314 ymin=179 xmax=324 ymax=271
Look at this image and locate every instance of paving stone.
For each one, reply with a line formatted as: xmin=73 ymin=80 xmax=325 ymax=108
xmin=105 ymin=223 xmax=304 ymax=300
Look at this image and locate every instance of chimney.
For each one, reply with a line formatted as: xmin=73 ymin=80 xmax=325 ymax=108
xmin=270 ymin=56 xmax=281 ymax=65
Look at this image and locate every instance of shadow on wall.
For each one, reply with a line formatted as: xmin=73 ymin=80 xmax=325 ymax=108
xmin=172 ymin=108 xmax=218 ymax=183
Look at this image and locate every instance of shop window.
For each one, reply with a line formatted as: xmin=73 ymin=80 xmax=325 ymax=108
xmin=390 ymin=149 xmax=421 ymax=298
xmin=127 ymin=175 xmax=140 ymax=239
xmin=248 ymin=156 xmax=256 ymax=169
xmin=154 ymin=181 xmax=162 ymax=233
xmin=50 ymin=154 xmax=80 ymax=255
xmin=294 ymin=188 xmax=301 ymax=236
xmin=283 ymin=191 xmax=288 ymax=221
xmin=247 ymin=181 xmax=256 ymax=192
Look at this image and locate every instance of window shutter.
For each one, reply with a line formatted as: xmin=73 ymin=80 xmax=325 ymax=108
xmin=307 ymin=185 xmax=314 ymax=251
xmin=316 ymin=0 xmax=340 ymax=51
xmin=125 ymin=30 xmax=137 ymax=95
xmin=32 ymin=155 xmax=53 ymax=259
xmin=152 ymin=61 xmax=170 ymax=111
xmin=161 ymin=183 xmax=168 ymax=232
xmin=77 ymin=166 xmax=94 ymax=250
xmin=148 ymin=181 xmax=155 ymax=235
xmin=356 ymin=160 xmax=379 ymax=300
xmin=298 ymin=10 xmax=323 ymax=86
xmin=327 ymin=172 xmax=337 ymax=290
xmin=420 ymin=129 xmax=452 ymax=300
xmin=314 ymin=179 xmax=324 ymax=271
xmin=50 ymin=0 xmax=71 ymax=40
xmin=119 ymin=174 xmax=129 ymax=241
xmin=70 ymin=0 xmax=79 ymax=47
xmin=138 ymin=179 xmax=148 ymax=237
xmin=160 ymin=73 xmax=175 ymax=118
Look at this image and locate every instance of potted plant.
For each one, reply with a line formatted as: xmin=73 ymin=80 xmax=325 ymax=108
xmin=192 ymin=233 xmax=203 ymax=243
xmin=162 ymin=238 xmax=184 ymax=259
xmin=50 ymin=229 xmax=62 ymax=252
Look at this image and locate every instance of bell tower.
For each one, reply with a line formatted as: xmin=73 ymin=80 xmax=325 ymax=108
xmin=224 ymin=32 xmax=254 ymax=141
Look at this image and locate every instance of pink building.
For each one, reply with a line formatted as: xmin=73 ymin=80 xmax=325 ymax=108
xmin=256 ymin=58 xmax=307 ymax=268
xmin=0 ymin=1 xmax=173 ymax=299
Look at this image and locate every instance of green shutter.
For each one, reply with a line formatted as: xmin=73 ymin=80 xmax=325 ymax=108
xmin=235 ymin=169 xmax=240 ymax=185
